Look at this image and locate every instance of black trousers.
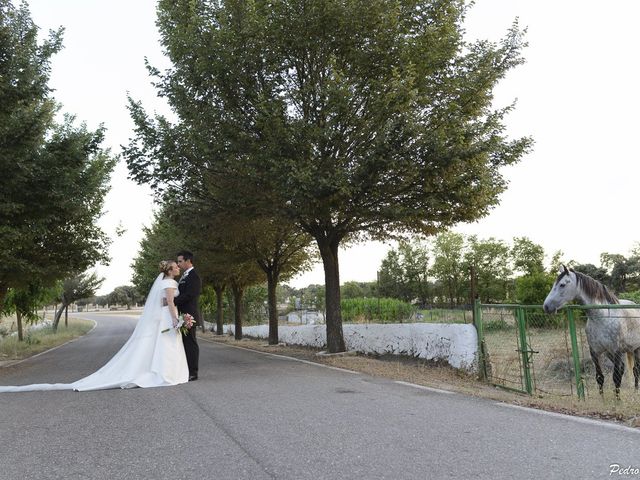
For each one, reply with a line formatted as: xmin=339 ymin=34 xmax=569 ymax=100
xmin=183 ymin=327 xmax=199 ymax=376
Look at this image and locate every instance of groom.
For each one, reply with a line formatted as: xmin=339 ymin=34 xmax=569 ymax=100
xmin=175 ymin=250 xmax=201 ymax=381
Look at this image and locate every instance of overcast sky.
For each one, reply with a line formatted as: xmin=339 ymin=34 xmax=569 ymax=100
xmin=24 ymin=0 xmax=640 ymax=294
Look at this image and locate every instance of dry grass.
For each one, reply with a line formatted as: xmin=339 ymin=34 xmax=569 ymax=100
xmin=0 ymin=315 xmax=94 ymax=363
xmin=202 ymin=331 xmax=640 ymax=429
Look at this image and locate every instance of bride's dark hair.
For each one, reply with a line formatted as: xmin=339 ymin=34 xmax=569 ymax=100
xmin=159 ymin=260 xmax=175 ymax=275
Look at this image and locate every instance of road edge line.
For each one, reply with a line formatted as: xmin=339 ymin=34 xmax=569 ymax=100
xmin=394 ymin=380 xmax=456 ymax=395
xmin=497 ymin=402 xmax=640 ymax=434
xmin=203 ymin=338 xmax=360 ymax=375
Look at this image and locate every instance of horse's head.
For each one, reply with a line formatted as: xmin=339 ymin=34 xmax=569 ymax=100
xmin=543 ymin=265 xmax=578 ymax=314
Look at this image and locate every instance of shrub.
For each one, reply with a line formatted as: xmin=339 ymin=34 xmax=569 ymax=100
xmin=341 ymin=298 xmax=416 ymax=323
xmin=483 ymin=318 xmax=511 ymax=331
xmin=619 ymin=290 xmax=640 ymax=304
xmin=514 ymin=272 xmax=555 ymax=305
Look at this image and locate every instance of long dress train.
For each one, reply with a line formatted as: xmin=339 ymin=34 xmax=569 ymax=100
xmin=0 ymin=274 xmax=189 ymax=393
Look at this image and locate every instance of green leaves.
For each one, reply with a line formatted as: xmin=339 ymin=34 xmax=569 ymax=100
xmin=0 ymin=2 xmax=115 ymax=302
xmin=125 ymin=0 xmax=531 ymax=350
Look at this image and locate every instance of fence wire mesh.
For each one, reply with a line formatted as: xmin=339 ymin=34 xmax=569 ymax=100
xmin=479 ymin=304 xmax=640 ymax=400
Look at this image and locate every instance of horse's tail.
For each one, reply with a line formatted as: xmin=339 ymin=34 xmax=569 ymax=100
xmin=628 ymin=352 xmax=635 ymax=386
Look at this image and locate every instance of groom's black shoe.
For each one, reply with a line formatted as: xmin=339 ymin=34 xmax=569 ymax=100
xmin=188 ymin=375 xmax=198 ymax=381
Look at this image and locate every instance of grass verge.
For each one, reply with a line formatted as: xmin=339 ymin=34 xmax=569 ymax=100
xmin=202 ymin=331 xmax=640 ymax=429
xmin=0 ymin=317 xmax=94 ymax=363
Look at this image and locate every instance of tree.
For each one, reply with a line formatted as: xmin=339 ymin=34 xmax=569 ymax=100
xmin=378 ymin=249 xmax=405 ymax=300
xmin=199 ymin=285 xmax=221 ymax=326
xmin=1 ymin=283 xmax=57 ymax=341
xmin=223 ymin=216 xmax=314 ymax=344
xmin=130 ymin=207 xmax=190 ymax=297
xmin=107 ymin=286 xmax=141 ymax=309
xmin=464 ymin=236 xmax=512 ymax=303
xmin=600 ymin=252 xmax=640 ymax=293
xmin=0 ymin=0 xmax=60 ymax=306
xmin=201 ymin=259 xmax=234 ymax=336
xmin=95 ymin=295 xmax=109 ymax=308
xmin=511 ymin=237 xmax=545 ymax=276
xmin=378 ymin=241 xmax=431 ymax=303
xmin=299 ymin=284 xmax=326 ymax=313
xmin=547 ymin=250 xmax=572 ymax=274
xmin=0 ymin=2 xmax=115 ymax=304
xmin=431 ymin=232 xmax=466 ymax=305
xmin=514 ymin=272 xmax=554 ymax=305
xmin=341 ymin=282 xmax=373 ymax=300
xmin=229 ymin=262 xmax=265 ymax=340
xmin=52 ymin=272 xmax=104 ymax=331
xmin=572 ymin=263 xmax=609 ymax=284
xmin=399 ymin=241 xmax=431 ymax=304
xmin=126 ymin=0 xmax=530 ymax=352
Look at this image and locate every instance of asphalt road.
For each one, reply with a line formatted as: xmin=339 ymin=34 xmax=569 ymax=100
xmin=0 ymin=313 xmax=639 ymax=480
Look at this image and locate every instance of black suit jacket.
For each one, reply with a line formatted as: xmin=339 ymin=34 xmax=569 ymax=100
xmin=174 ymin=268 xmax=202 ymax=326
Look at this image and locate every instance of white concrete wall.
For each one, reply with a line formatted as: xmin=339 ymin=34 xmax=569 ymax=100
xmin=224 ymin=323 xmax=478 ymax=372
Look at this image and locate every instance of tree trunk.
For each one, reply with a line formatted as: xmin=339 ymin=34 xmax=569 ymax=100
xmin=0 ymin=287 xmax=7 ymax=312
xmin=232 ymin=284 xmax=244 ymax=340
xmin=317 ymin=236 xmax=346 ymax=353
xmin=214 ymin=284 xmax=225 ymax=335
xmin=64 ymin=305 xmax=69 ymax=327
xmin=16 ymin=311 xmax=24 ymax=342
xmin=266 ymin=270 xmax=279 ymax=345
xmin=52 ymin=302 xmax=69 ymax=332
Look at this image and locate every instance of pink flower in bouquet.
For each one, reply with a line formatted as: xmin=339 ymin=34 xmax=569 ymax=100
xmin=161 ymin=313 xmax=196 ymax=334
xmin=180 ymin=313 xmax=195 ymax=335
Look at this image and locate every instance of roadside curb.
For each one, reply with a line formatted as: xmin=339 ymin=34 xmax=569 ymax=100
xmin=204 ymin=336 xmax=360 ymax=375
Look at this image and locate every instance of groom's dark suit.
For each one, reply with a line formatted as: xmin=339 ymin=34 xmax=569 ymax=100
xmin=174 ymin=267 xmax=201 ymax=378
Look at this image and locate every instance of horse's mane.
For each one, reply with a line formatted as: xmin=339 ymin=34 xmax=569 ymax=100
xmin=572 ymin=270 xmax=619 ymax=304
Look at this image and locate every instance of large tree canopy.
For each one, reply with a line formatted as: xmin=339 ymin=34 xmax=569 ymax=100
xmin=126 ymin=0 xmax=531 ymax=352
xmin=0 ymin=1 xmax=115 ymax=304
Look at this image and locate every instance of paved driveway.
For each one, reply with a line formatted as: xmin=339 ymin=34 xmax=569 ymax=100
xmin=0 ymin=313 xmax=638 ymax=479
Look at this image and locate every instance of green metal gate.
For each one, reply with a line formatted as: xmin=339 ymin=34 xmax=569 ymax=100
xmin=474 ymin=302 xmax=640 ymax=399
xmin=474 ymin=302 xmax=585 ymax=398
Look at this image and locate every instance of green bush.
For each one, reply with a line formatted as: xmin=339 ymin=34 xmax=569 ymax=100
xmin=341 ymin=298 xmax=416 ymax=323
xmin=483 ymin=318 xmax=512 ymax=331
xmin=514 ymin=272 xmax=555 ymax=305
xmin=619 ymin=290 xmax=640 ymax=304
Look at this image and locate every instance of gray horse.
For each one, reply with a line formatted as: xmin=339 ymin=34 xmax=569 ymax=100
xmin=543 ymin=265 xmax=640 ymax=398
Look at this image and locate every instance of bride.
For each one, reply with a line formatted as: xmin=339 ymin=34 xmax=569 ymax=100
xmin=0 ymin=261 xmax=189 ymax=392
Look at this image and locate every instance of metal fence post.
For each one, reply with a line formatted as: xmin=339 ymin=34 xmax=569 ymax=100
xmin=516 ymin=307 xmax=533 ymax=395
xmin=566 ymin=308 xmax=585 ymax=400
xmin=473 ymin=299 xmax=488 ymax=381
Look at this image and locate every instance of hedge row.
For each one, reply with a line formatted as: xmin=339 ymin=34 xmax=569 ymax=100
xmin=341 ymin=298 xmax=416 ymax=323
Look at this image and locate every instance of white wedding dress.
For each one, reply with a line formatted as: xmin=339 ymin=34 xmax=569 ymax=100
xmin=0 ymin=274 xmax=189 ymax=392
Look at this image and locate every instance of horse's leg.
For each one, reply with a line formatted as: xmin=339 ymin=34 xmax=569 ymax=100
xmin=613 ymin=351 xmax=625 ymax=399
xmin=626 ymin=351 xmax=635 ymax=389
xmin=591 ymin=349 xmax=605 ymax=395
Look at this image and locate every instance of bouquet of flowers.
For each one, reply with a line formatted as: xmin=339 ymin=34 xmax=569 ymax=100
xmin=162 ymin=313 xmax=196 ymax=335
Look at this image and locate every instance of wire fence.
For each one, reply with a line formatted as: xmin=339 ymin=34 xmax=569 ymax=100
xmin=477 ymin=304 xmax=640 ymax=400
